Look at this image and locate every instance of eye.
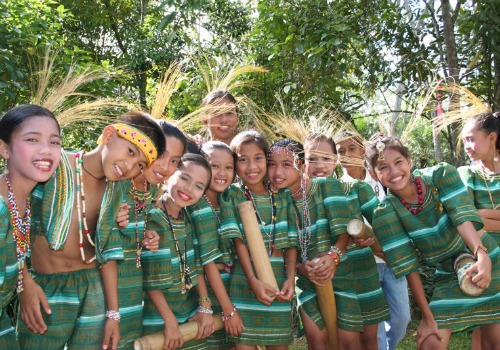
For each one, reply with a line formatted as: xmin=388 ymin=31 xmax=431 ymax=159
xmin=51 ymin=140 xmax=62 ymax=146
xmin=211 ymin=164 xmax=219 ymax=169
xmin=128 ymin=148 xmax=135 ymax=156
xmin=283 ymin=162 xmax=293 ymax=168
xmin=196 ymin=184 xmax=204 ymax=191
xmin=171 ymin=159 xmax=179 ymax=165
xmin=268 ymin=161 xmax=276 ymax=167
xmin=226 ymin=165 xmax=234 ymax=171
xmin=238 ymin=157 xmax=246 ymax=162
xmin=26 ymin=137 xmax=38 ymax=142
xmin=138 ymin=163 xmax=146 ymax=171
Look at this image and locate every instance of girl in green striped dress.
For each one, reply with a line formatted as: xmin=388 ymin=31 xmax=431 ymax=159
xmin=142 ymin=153 xmax=215 ymax=350
xmin=96 ymin=120 xmax=186 ymax=349
xmin=220 ymin=130 xmax=298 ymax=349
xmin=267 ymin=137 xmax=364 ymax=350
xmin=0 ymin=105 xmax=62 ymax=350
xmin=188 ymin=141 xmax=244 ymax=349
xmin=367 ymin=136 xmax=500 ymax=349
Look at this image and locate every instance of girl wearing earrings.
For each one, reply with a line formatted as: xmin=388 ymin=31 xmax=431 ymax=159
xmin=219 ymin=130 xmax=297 ymax=350
xmin=141 ymin=153 xmax=215 ymax=350
xmin=0 ymin=105 xmax=62 ymax=349
xmin=367 ymin=136 xmax=500 ymax=349
xmin=96 ymin=120 xmax=187 ymax=349
xmin=187 ymin=141 xmax=244 ymax=349
xmin=267 ymin=138 xmax=364 ymax=350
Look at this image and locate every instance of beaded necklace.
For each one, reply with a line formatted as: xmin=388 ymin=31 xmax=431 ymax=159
xmin=242 ymin=183 xmax=277 ymax=257
xmin=161 ymin=198 xmax=192 ymax=294
xmin=75 ymin=151 xmax=96 ymax=264
xmin=4 ymin=174 xmax=31 ymax=293
xmin=203 ymin=194 xmax=220 ymax=226
xmin=399 ymin=176 xmax=424 ymax=215
xmin=130 ymin=179 xmax=151 ymax=268
xmin=298 ymin=177 xmax=312 ymax=263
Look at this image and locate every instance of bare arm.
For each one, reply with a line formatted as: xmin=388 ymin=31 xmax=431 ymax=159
xmin=192 ymin=275 xmax=215 ymax=340
xmin=100 ymin=261 xmax=120 ymax=350
xmin=147 ymin=290 xmax=183 ymax=350
xmin=19 ymin=267 xmax=51 ymax=334
xmin=278 ymin=247 xmax=297 ymax=301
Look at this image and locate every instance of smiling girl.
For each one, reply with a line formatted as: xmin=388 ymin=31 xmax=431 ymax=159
xmin=0 ymin=105 xmax=62 ymax=349
xmin=141 ymin=153 xmax=214 ymax=350
xmin=202 ymin=90 xmax=239 ymax=146
xmin=219 ymin=130 xmax=297 ymax=350
xmin=367 ymin=136 xmax=500 ymax=349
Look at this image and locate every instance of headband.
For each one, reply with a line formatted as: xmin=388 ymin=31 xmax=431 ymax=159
xmin=98 ymin=123 xmax=158 ymax=165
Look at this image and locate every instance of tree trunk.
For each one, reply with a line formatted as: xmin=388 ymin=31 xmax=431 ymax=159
xmin=441 ymin=0 xmax=464 ymax=165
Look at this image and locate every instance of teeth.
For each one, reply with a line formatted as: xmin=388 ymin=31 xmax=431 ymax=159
xmin=214 ymin=179 xmax=226 ymax=184
xmin=34 ymin=160 xmax=52 ymax=170
xmin=390 ymin=176 xmax=403 ymax=183
xmin=115 ymin=165 xmax=124 ymax=177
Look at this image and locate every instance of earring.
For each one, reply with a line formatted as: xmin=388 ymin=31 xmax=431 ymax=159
xmin=3 ymin=159 xmax=8 ymax=175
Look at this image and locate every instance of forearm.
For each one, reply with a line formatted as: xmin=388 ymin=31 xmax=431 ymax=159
xmin=456 ymin=221 xmax=486 ymax=252
xmin=100 ymin=261 xmax=119 ymax=311
xmin=204 ymin=262 xmax=233 ymax=312
xmin=284 ymin=247 xmax=297 ymax=280
xmin=147 ymin=290 xmax=176 ymax=323
xmin=233 ymin=238 xmax=255 ymax=280
xmin=406 ymin=271 xmax=434 ymax=321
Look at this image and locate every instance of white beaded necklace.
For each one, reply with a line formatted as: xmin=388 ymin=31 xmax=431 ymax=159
xmin=75 ymin=151 xmax=96 ymax=264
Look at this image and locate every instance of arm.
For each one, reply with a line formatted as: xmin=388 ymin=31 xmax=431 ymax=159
xmin=477 ymin=209 xmax=500 ymax=231
xmin=191 ymin=275 xmax=215 ymax=340
xmin=100 ymin=261 xmax=120 ymax=350
xmin=456 ymin=222 xmax=491 ymax=289
xmin=233 ymin=238 xmax=277 ymax=305
xmin=278 ymin=247 xmax=297 ymax=301
xmin=147 ymin=290 xmax=183 ymax=350
xmin=19 ymin=267 xmax=51 ymax=334
xmin=406 ymin=271 xmax=442 ymax=348
xmin=203 ymin=262 xmax=243 ymax=336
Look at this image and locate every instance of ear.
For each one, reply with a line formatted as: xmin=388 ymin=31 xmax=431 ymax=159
xmin=0 ymin=140 xmax=10 ymax=160
xmin=101 ymin=125 xmax=117 ymax=145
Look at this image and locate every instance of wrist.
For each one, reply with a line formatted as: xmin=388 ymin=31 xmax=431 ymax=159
xmin=106 ymin=310 xmax=121 ymax=322
xmin=197 ymin=305 xmax=214 ymax=315
xmin=474 ymin=244 xmax=488 ymax=258
xmin=221 ymin=304 xmax=237 ymax=322
xmin=327 ymin=250 xmax=341 ymax=267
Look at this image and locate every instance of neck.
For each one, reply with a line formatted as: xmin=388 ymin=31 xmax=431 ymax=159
xmin=346 ymin=166 xmax=365 ymax=180
xmin=392 ymin=179 xmax=417 ymax=202
xmin=132 ymin=174 xmax=147 ymax=191
xmin=0 ymin=173 xmax=32 ymax=203
xmin=245 ymin=181 xmax=267 ymax=195
xmin=480 ymin=151 xmax=500 ymax=174
xmin=204 ymin=188 xmax=219 ymax=207
xmin=81 ymin=150 xmax=106 ymax=181
xmin=163 ymin=195 xmax=182 ymax=219
xmin=289 ymin=180 xmax=302 ymax=198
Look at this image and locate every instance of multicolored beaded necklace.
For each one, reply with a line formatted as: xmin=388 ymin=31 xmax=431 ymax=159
xmin=130 ymin=179 xmax=151 ymax=268
xmin=161 ymin=197 xmax=192 ymax=294
xmin=203 ymin=194 xmax=220 ymax=226
xmin=298 ymin=177 xmax=312 ymax=263
xmin=4 ymin=174 xmax=31 ymax=293
xmin=400 ymin=176 xmax=424 ymax=215
xmin=75 ymin=151 xmax=96 ymax=264
xmin=242 ymin=183 xmax=277 ymax=257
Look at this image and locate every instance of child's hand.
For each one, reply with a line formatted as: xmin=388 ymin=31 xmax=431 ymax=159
xmin=249 ymin=277 xmax=277 ymax=306
xmin=116 ymin=203 xmax=130 ymax=228
xmin=468 ymin=252 xmax=492 ymax=290
xmin=163 ymin=318 xmax=183 ymax=350
xmin=191 ymin=312 xmax=214 ymax=340
xmin=312 ymin=255 xmax=336 ymax=283
xmin=222 ymin=306 xmax=244 ymax=336
xmin=416 ymin=317 xmax=443 ymax=349
xmin=277 ymin=278 xmax=295 ymax=301
xmin=102 ymin=318 xmax=120 ymax=350
xmin=354 ymin=236 xmax=374 ymax=248
xmin=142 ymin=230 xmax=160 ymax=252
xmin=19 ymin=277 xmax=51 ymax=334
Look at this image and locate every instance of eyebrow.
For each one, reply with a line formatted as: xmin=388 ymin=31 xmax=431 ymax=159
xmin=22 ymin=131 xmax=61 ymax=138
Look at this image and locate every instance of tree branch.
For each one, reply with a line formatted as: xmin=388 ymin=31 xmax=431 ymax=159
xmin=102 ymin=0 xmax=128 ymax=56
xmin=452 ymin=0 xmax=462 ymax=24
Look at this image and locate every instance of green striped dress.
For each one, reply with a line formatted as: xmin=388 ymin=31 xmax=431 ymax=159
xmin=342 ymin=179 xmax=390 ymax=325
xmin=142 ymin=207 xmax=205 ymax=350
xmin=373 ymin=163 xmax=500 ymax=331
xmin=96 ymin=181 xmax=158 ymax=349
xmin=187 ymin=197 xmax=234 ymax=349
xmin=458 ymin=165 xmax=500 ymax=246
xmin=294 ymin=177 xmax=364 ymax=332
xmin=0 ymin=198 xmax=20 ymax=349
xmin=219 ymin=183 xmax=297 ymax=346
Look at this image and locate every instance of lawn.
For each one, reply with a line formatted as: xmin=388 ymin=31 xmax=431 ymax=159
xmin=289 ymin=321 xmax=472 ymax=349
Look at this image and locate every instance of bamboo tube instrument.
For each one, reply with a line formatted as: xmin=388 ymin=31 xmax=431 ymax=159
xmin=134 ymin=315 xmax=224 ymax=350
xmin=237 ymin=200 xmax=280 ymax=292
xmin=347 ymin=219 xmax=383 ymax=254
xmin=312 ymin=257 xmax=339 ymax=350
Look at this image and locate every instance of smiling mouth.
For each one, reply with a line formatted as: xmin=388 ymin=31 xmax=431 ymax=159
xmin=33 ymin=160 xmax=53 ymax=171
xmin=390 ymin=175 xmax=403 ymax=183
xmin=178 ymin=191 xmax=192 ymax=201
xmin=115 ymin=164 xmax=124 ymax=177
xmin=214 ymin=179 xmax=227 ymax=185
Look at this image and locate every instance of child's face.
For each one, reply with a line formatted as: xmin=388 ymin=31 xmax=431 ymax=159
xmin=305 ymin=140 xmax=336 ymax=178
xmin=267 ymin=147 xmax=301 ymax=191
xmin=205 ymin=98 xmax=238 ymax=142
xmin=142 ymin=135 xmax=184 ymax=185
xmin=205 ymin=148 xmax=234 ymax=194
xmin=336 ymin=138 xmax=364 ymax=169
xmin=166 ymin=163 xmax=210 ymax=208
xmin=235 ymin=141 xmax=267 ymax=187
xmin=461 ymin=121 xmax=496 ymax=162
xmin=1 ymin=116 xmax=61 ymax=184
xmin=371 ymin=148 xmax=412 ymax=193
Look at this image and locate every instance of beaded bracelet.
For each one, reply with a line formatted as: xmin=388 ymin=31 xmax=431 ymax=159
xmin=327 ymin=250 xmax=341 ymax=267
xmin=221 ymin=304 xmax=237 ymax=322
xmin=329 ymin=245 xmax=343 ymax=258
xmin=106 ymin=310 xmax=121 ymax=322
xmin=197 ymin=306 xmax=214 ymax=315
xmin=199 ymin=296 xmax=211 ymax=305
xmin=474 ymin=244 xmax=488 ymax=258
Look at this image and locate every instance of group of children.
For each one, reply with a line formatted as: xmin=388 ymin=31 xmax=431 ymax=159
xmin=0 ymin=91 xmax=499 ymax=350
